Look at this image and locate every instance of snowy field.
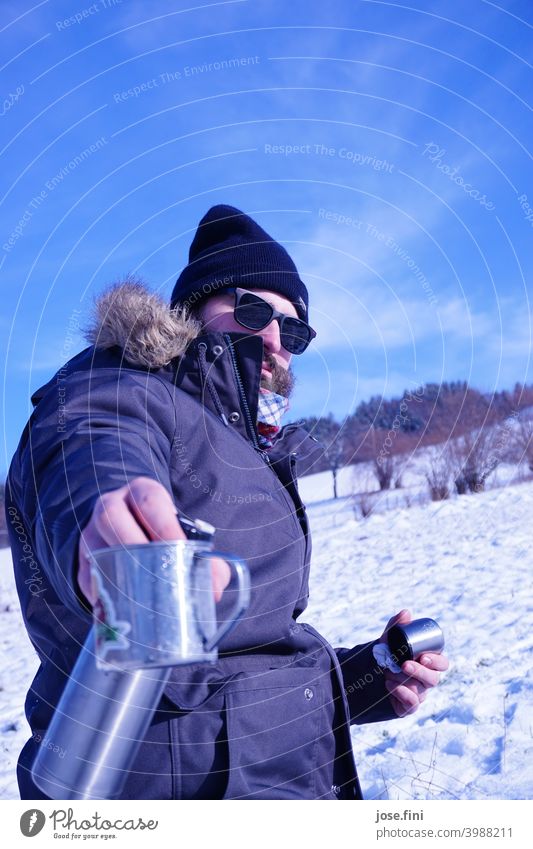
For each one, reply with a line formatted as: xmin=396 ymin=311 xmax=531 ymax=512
xmin=1 ymin=470 xmax=532 ymax=800
xmin=0 ymin=547 xmax=40 ymax=799
xmin=302 ymin=472 xmax=533 ymax=800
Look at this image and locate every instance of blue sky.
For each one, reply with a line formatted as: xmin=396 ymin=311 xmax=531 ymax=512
xmin=1 ymin=0 xmax=532 ymax=474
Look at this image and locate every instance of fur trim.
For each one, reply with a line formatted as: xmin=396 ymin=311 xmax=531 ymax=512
xmin=84 ymin=277 xmax=202 ymax=368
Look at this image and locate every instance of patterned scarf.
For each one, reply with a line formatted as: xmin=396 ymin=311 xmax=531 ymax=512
xmin=256 ymin=387 xmax=290 ymax=448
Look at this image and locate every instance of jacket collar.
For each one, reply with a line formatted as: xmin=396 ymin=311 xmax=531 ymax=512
xmin=80 ymin=279 xmax=269 ymax=449
xmin=167 ymin=330 xmax=265 ymax=448
xmin=32 ymin=279 xmax=322 ymax=467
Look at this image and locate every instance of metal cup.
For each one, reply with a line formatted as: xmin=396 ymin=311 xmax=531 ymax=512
xmin=387 ymin=617 xmax=445 ymax=663
xmin=89 ymin=539 xmax=250 ymax=671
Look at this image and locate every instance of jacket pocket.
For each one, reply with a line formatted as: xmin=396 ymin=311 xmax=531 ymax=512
xmin=162 ymin=675 xmax=241 ymax=800
xmin=224 ymin=666 xmax=323 ymax=800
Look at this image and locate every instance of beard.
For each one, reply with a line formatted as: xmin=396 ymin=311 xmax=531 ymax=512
xmin=260 ymin=353 xmax=296 ymax=398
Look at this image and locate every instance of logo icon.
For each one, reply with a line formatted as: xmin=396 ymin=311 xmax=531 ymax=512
xmin=20 ymin=809 xmax=46 ymax=837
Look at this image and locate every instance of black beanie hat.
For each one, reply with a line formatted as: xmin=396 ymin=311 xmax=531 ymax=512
xmin=170 ymin=205 xmax=309 ymax=321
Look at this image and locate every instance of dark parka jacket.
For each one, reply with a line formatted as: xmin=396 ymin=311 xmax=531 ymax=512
xmin=6 ymin=282 xmax=396 ymax=801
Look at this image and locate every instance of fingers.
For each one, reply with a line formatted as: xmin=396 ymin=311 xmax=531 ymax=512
xmin=80 ymin=478 xmax=230 ymax=613
xmin=385 ymin=672 xmax=426 ymax=717
xmin=385 ymin=670 xmax=427 ymax=698
xmin=78 ymin=477 xmax=186 ymax=606
xmin=125 ymin=478 xmax=186 ymax=541
xmin=382 ymin=609 xmax=413 ymax=638
xmin=381 ymin=609 xmax=411 ymax=640
xmin=401 ymin=660 xmax=440 ymax=688
xmin=386 ymin=683 xmax=422 ymax=717
xmin=92 ymin=486 xmax=150 ymax=547
xmin=419 ymin=652 xmax=449 ymax=672
xmin=385 ymin=653 xmax=449 ymax=717
xmin=211 ymin=557 xmax=232 ymax=603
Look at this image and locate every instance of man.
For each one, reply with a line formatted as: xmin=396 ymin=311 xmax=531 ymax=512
xmin=6 ymin=204 xmax=447 ymax=800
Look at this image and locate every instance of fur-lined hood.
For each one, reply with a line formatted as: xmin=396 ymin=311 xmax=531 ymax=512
xmin=84 ymin=278 xmax=202 ymax=369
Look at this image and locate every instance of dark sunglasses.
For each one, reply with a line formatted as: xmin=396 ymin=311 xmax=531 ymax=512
xmin=227 ymin=287 xmax=316 ymax=354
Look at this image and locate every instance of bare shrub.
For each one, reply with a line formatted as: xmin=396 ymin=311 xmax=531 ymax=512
xmin=449 ymin=428 xmax=496 ymax=494
xmin=424 ymin=453 xmax=451 ymax=501
xmin=373 ymin=454 xmax=395 ymax=491
xmin=351 ymin=468 xmax=377 ymax=519
xmin=402 ymin=491 xmax=415 ymax=509
xmin=352 ymin=490 xmax=375 ymax=520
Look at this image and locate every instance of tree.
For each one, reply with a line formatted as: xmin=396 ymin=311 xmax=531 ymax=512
xmin=508 ymin=411 xmax=533 ymax=471
xmin=300 ymin=414 xmax=347 ymax=497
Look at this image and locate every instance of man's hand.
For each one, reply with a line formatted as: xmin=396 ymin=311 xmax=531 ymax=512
xmin=380 ymin=609 xmax=449 ymax=718
xmin=77 ymin=476 xmax=230 ymax=606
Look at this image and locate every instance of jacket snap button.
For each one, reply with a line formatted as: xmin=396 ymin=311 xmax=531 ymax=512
xmin=304 ymin=688 xmax=314 ymax=701
xmin=212 ymin=345 xmax=223 ymax=356
xmin=228 ymin=411 xmax=240 ymax=423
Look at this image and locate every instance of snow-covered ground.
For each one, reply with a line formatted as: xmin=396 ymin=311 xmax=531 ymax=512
xmin=303 ymin=474 xmax=533 ymax=800
xmin=1 ymin=470 xmax=532 ymax=799
xmin=0 ymin=549 xmax=40 ymax=799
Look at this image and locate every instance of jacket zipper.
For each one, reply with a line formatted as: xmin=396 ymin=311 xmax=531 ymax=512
xmin=223 ymin=334 xmax=270 ymax=465
xmin=219 ymin=336 xmax=306 ymax=552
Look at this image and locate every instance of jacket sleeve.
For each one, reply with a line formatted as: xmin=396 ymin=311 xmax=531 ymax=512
xmin=335 ymin=641 xmax=398 ymax=725
xmin=16 ymin=366 xmax=178 ymax=623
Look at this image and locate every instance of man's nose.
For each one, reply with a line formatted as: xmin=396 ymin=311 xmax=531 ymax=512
xmin=258 ymin=317 xmax=282 ymax=354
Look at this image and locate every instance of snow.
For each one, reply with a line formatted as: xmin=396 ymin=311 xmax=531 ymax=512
xmin=302 ymin=474 xmax=533 ymax=800
xmin=1 ymin=470 xmax=532 ymax=799
xmin=0 ymin=549 xmax=40 ymax=800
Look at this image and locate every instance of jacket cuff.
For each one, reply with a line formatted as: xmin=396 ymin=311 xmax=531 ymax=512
xmin=335 ymin=640 xmax=398 ymax=725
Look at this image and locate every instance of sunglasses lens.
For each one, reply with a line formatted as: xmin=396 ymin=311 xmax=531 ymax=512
xmin=233 ymin=289 xmax=314 ymax=354
xmin=234 ymin=292 xmax=273 ymax=330
xmin=280 ymin=318 xmax=311 ymax=354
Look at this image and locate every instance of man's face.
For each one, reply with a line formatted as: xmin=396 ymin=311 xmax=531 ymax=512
xmin=197 ymin=287 xmax=297 ymax=397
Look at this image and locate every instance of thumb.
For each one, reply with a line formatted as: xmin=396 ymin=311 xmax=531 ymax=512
xmin=380 ymin=608 xmax=411 ymax=640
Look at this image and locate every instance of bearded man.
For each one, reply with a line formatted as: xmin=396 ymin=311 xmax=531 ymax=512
xmin=6 ymin=204 xmax=447 ymax=800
